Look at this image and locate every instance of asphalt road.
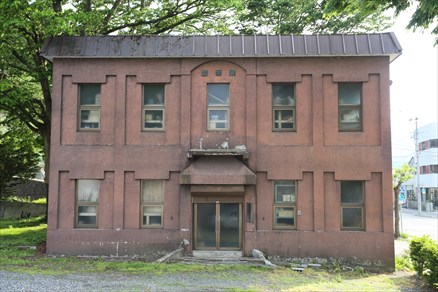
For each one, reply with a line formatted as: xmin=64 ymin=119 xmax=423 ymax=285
xmin=399 ymin=207 xmax=438 ymax=241
xmin=394 ymin=207 xmax=438 ymax=256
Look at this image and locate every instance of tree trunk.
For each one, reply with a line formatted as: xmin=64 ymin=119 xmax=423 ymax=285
xmin=394 ymin=187 xmax=400 ymax=238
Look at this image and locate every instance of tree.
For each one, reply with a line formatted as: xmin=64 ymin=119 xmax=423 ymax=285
xmin=393 ymin=164 xmax=415 ymax=238
xmin=0 ymin=0 xmax=430 ymax=197
xmin=0 ymin=113 xmax=42 ymax=196
xmin=323 ymin=0 xmax=438 ymax=42
xmin=0 ymin=0 xmax=242 ymax=190
xmin=237 ymin=0 xmax=392 ymax=34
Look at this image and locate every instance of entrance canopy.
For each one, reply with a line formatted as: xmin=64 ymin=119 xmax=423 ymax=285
xmin=180 ymin=156 xmax=256 ymax=185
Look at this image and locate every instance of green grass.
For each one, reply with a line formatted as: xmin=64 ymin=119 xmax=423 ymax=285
xmin=0 ymin=217 xmax=429 ymax=290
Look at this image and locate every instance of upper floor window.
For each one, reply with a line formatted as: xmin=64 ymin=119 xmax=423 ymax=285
xmin=76 ymin=179 xmax=99 ymax=228
xmin=272 ymin=84 xmax=295 ymax=131
xmin=338 ymin=83 xmax=362 ymax=132
xmin=273 ymin=180 xmax=296 ymax=229
xmin=143 ymin=84 xmax=165 ymax=130
xmin=79 ymin=84 xmax=101 ymax=130
xmin=141 ymin=180 xmax=164 ymax=228
xmin=340 ymin=181 xmax=364 ymax=230
xmin=207 ymin=84 xmax=229 ymax=131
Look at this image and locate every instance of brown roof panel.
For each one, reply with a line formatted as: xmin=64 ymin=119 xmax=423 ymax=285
xmin=41 ymin=33 xmax=402 ymax=62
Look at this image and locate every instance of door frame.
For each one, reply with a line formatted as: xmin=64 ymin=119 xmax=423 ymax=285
xmin=193 ymin=198 xmax=243 ymax=251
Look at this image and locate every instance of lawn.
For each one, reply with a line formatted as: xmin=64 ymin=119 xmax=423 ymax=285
xmin=0 ymin=217 xmax=430 ymax=291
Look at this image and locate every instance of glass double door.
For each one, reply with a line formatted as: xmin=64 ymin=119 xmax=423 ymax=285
xmin=194 ymin=202 xmax=242 ymax=250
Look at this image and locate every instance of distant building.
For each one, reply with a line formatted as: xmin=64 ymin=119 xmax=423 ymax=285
xmin=41 ymin=33 xmax=402 ymax=269
xmin=404 ymin=123 xmax=438 ymax=211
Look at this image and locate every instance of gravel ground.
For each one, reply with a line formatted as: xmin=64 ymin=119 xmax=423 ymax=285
xmin=0 ymin=269 xmax=272 ymax=291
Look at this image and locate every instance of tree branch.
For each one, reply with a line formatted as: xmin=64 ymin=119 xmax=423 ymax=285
xmin=103 ymin=0 xmax=123 ymax=29
xmin=102 ymin=0 xmax=207 ymax=34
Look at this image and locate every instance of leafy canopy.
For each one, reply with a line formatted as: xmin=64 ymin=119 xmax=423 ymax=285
xmin=0 ymin=113 xmax=42 ymax=195
xmin=0 ymin=0 xmax=436 ymax=189
xmin=393 ymin=164 xmax=415 ymax=190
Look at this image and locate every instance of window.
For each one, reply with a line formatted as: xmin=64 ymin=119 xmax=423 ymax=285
xmin=272 ymin=84 xmax=295 ymax=131
xmin=420 ymin=141 xmax=428 ymax=151
xmin=207 ymin=84 xmax=229 ymax=130
xmin=430 ymin=165 xmax=438 ymax=174
xmin=141 ymin=180 xmax=164 ymax=228
xmin=79 ymin=84 xmax=101 ymax=130
xmin=273 ymin=181 xmax=296 ymax=229
xmin=143 ymin=84 xmax=165 ymax=130
xmin=76 ymin=180 xmax=99 ymax=228
xmin=338 ymin=83 xmax=362 ymax=131
xmin=430 ymin=139 xmax=438 ymax=148
xmin=340 ymin=181 xmax=364 ymax=230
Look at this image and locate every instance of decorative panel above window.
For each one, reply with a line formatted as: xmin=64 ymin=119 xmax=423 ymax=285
xmin=76 ymin=179 xmax=99 ymax=228
xmin=273 ymin=180 xmax=296 ymax=229
xmin=141 ymin=180 xmax=164 ymax=228
xmin=338 ymin=83 xmax=362 ymax=131
xmin=143 ymin=84 xmax=165 ymax=131
xmin=207 ymin=84 xmax=230 ymax=131
xmin=78 ymin=84 xmax=101 ymax=130
xmin=272 ymin=84 xmax=295 ymax=131
xmin=340 ymin=181 xmax=364 ymax=230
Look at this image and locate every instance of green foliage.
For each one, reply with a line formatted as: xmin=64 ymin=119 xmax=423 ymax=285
xmin=393 ymin=164 xmax=415 ymax=190
xmin=0 ymin=196 xmax=46 ymax=204
xmin=323 ymin=0 xmax=438 ymax=42
xmin=237 ymin=0 xmax=392 ymax=34
xmin=0 ymin=218 xmax=427 ymax=289
xmin=409 ymin=235 xmax=438 ymax=288
xmin=0 ymin=114 xmax=42 ymax=195
xmin=395 ymin=254 xmax=413 ymax=271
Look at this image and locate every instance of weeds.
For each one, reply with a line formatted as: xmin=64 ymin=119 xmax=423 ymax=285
xmin=0 ymin=217 xmax=428 ymax=290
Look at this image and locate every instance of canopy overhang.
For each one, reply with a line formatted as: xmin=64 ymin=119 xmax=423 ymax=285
xmin=180 ymin=156 xmax=256 ymax=185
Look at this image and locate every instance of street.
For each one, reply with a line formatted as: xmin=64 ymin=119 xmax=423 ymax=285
xmin=399 ymin=207 xmax=438 ymax=241
xmin=394 ymin=207 xmax=438 ymax=256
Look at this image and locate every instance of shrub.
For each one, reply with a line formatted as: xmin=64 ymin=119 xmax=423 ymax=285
xmin=409 ymin=235 xmax=438 ymax=288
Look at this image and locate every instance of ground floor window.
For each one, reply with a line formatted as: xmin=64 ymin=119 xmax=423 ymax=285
xmin=141 ymin=180 xmax=164 ymax=228
xmin=273 ymin=180 xmax=296 ymax=229
xmin=341 ymin=181 xmax=364 ymax=230
xmin=76 ymin=179 xmax=99 ymax=228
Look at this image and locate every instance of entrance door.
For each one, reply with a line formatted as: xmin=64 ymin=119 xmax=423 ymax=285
xmin=194 ymin=202 xmax=242 ymax=250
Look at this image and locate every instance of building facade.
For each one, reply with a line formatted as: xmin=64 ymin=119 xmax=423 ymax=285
xmin=405 ymin=123 xmax=438 ymax=211
xmin=41 ymin=34 xmax=401 ymax=268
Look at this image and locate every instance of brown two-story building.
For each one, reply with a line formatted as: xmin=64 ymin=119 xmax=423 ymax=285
xmin=41 ymin=33 xmax=401 ymax=268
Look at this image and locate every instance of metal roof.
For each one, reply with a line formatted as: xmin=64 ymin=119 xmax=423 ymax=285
xmin=40 ymin=33 xmax=402 ymax=62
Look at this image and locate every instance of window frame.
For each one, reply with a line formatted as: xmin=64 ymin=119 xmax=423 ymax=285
xmin=207 ymin=83 xmax=230 ymax=131
xmin=340 ymin=181 xmax=364 ymax=231
xmin=75 ymin=179 xmax=99 ymax=228
xmin=142 ymin=84 xmax=166 ymax=131
xmin=338 ymin=82 xmax=363 ymax=132
xmin=78 ymin=84 xmax=101 ymax=131
xmin=272 ymin=83 xmax=296 ymax=132
xmin=273 ymin=180 xmax=297 ymax=230
xmin=141 ymin=180 xmax=164 ymax=228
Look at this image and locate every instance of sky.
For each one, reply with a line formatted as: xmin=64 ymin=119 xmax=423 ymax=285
xmin=388 ymin=9 xmax=437 ymax=168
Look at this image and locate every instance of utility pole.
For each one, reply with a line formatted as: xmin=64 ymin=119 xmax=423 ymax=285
xmin=413 ymin=117 xmax=422 ymax=215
